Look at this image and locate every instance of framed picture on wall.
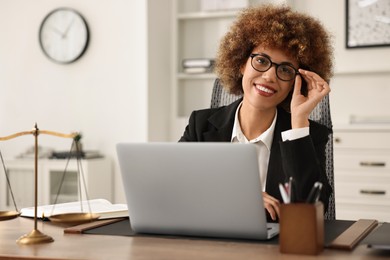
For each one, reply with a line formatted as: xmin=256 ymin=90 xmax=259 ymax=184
xmin=346 ymin=0 xmax=390 ymax=48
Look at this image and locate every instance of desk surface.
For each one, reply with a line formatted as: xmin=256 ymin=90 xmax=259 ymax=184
xmin=0 ymin=217 xmax=388 ymax=260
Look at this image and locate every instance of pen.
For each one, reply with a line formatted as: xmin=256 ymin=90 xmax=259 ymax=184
xmin=288 ymin=177 xmax=296 ymax=203
xmin=306 ymin=182 xmax=323 ymax=203
xmin=279 ymin=183 xmax=290 ymax=204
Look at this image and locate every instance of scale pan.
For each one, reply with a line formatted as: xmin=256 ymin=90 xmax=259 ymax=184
xmin=0 ymin=211 xmax=21 ymax=221
xmin=49 ymin=213 xmax=100 ymax=225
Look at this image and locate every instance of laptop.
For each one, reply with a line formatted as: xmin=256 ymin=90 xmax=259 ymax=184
xmin=116 ymin=142 xmax=279 ymax=240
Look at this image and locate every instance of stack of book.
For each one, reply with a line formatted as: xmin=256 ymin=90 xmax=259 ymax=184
xmin=182 ymin=58 xmax=215 ymax=74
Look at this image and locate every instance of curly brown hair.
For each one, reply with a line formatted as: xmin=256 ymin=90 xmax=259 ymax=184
xmin=215 ymin=4 xmax=334 ymax=96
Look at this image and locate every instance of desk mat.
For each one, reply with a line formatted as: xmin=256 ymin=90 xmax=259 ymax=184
xmin=82 ymin=218 xmax=354 ymax=246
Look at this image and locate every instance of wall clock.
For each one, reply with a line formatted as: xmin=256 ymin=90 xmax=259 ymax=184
xmin=39 ymin=8 xmax=90 ymax=64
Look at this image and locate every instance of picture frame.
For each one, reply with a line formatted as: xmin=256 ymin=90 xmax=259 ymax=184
xmin=346 ymin=0 xmax=390 ymax=48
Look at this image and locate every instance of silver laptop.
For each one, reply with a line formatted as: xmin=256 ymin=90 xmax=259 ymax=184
xmin=116 ymin=142 xmax=279 ymax=240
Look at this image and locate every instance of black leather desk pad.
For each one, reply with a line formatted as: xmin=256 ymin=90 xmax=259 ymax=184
xmin=83 ymin=218 xmax=354 ymax=246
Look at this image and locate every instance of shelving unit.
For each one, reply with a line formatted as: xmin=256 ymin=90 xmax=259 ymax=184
xmin=170 ymin=0 xmax=286 ymax=140
xmin=0 ymin=158 xmax=112 ymax=210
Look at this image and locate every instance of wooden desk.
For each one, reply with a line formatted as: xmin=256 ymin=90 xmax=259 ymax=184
xmin=0 ymin=217 xmax=387 ymax=260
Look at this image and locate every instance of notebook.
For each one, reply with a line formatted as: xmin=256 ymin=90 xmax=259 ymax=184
xmin=116 ymin=142 xmax=279 ymax=240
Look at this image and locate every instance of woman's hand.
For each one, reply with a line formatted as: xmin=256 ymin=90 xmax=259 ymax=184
xmin=263 ymin=192 xmax=280 ymax=221
xmin=290 ymin=69 xmax=331 ymax=129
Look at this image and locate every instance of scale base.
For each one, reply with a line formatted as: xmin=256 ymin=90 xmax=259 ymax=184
xmin=17 ymin=229 xmax=54 ymax=245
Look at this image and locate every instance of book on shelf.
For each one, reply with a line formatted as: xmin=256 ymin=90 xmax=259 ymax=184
xmin=183 ymin=67 xmax=214 ymax=74
xmin=182 ymin=58 xmax=215 ymax=74
xmin=20 ymin=199 xmax=128 ymax=220
xmin=182 ymin=58 xmax=215 ymax=68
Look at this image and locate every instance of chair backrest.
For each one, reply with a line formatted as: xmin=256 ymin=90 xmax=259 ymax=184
xmin=210 ymin=78 xmax=335 ymax=220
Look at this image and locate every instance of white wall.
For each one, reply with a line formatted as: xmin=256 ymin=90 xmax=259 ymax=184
xmin=293 ymin=0 xmax=390 ymax=126
xmin=0 ymin=0 xmax=152 ymax=203
xmin=147 ymin=0 xmax=173 ymax=141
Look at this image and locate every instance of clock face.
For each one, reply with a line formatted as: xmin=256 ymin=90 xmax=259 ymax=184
xmin=39 ymin=8 xmax=89 ymax=64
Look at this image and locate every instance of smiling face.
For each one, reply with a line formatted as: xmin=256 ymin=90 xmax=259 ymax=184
xmin=240 ymin=46 xmax=299 ymax=113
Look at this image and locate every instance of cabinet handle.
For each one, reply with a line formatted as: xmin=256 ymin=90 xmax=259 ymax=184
xmin=359 ymin=161 xmax=386 ymax=167
xmin=360 ymin=190 xmax=386 ymax=195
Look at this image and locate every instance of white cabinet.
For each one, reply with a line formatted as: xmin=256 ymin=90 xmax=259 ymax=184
xmin=0 ymin=158 xmax=112 ymax=211
xmin=334 ymin=127 xmax=390 ymax=222
xmin=171 ymin=0 xmax=267 ymax=140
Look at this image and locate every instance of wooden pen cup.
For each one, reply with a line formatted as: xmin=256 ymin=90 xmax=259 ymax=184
xmin=279 ymin=202 xmax=324 ymax=255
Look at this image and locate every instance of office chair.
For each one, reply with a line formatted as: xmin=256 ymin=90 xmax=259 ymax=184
xmin=210 ymin=78 xmax=336 ymax=220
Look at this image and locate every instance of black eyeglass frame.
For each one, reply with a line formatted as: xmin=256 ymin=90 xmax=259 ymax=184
xmin=249 ymin=53 xmax=300 ymax=81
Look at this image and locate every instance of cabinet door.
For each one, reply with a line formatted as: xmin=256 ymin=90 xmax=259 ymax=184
xmin=41 ymin=160 xmax=89 ymax=205
xmin=0 ymin=160 xmax=40 ymax=210
xmin=5 ymin=167 xmax=35 ymax=209
xmin=41 ymin=158 xmax=112 ymax=205
xmin=47 ymin=169 xmax=79 ymax=205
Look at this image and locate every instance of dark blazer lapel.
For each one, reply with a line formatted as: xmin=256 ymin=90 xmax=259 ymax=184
xmin=265 ymin=107 xmax=292 ymax=197
xmin=203 ymin=98 xmax=242 ymax=142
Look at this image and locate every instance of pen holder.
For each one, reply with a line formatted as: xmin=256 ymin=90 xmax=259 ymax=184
xmin=279 ymin=202 xmax=324 ymax=255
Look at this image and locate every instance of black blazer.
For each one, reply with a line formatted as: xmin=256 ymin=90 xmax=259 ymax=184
xmin=179 ymin=98 xmax=332 ymax=221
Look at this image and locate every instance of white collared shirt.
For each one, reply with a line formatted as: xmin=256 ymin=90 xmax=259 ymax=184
xmin=231 ymin=102 xmax=309 ymax=191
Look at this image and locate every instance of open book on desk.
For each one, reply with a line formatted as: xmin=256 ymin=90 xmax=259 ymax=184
xmin=20 ymin=199 xmax=128 ymax=220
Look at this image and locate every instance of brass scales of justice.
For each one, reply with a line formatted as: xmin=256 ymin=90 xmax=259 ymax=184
xmin=0 ymin=124 xmax=99 ymax=244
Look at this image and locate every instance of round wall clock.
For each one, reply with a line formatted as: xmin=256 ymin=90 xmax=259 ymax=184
xmin=39 ymin=8 xmax=90 ymax=64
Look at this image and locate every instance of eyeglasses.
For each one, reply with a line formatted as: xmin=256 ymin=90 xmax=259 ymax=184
xmin=249 ymin=53 xmax=299 ymax=81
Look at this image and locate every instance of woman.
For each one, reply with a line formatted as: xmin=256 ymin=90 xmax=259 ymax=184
xmin=179 ymin=4 xmax=334 ymax=222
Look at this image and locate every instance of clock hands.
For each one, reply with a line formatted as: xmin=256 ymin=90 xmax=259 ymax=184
xmin=49 ymin=17 xmax=75 ymax=39
xmin=50 ymin=26 xmax=64 ymax=37
xmin=62 ymin=18 xmax=75 ymax=39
